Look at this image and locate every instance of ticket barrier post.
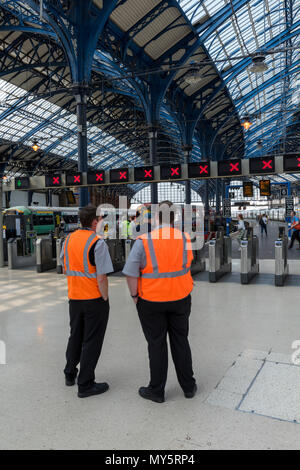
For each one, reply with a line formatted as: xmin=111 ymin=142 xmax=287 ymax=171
xmin=8 ymin=237 xmax=36 ymax=269
xmin=209 ymin=229 xmax=232 ymax=282
xmin=275 ymin=227 xmax=289 ymax=287
xmin=56 ymin=238 xmax=65 ymax=274
xmin=36 ymin=237 xmax=57 ymax=273
xmin=125 ymin=239 xmax=132 ymax=262
xmin=240 ymin=227 xmax=259 ymax=284
xmin=191 ymin=246 xmax=206 ymax=275
xmin=106 ymin=239 xmax=124 ymax=272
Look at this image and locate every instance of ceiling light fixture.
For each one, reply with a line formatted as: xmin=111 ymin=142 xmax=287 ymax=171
xmin=249 ymin=54 xmax=268 ymax=74
xmin=241 ymin=116 xmax=253 ymax=131
xmin=32 ymin=139 xmax=40 ymax=152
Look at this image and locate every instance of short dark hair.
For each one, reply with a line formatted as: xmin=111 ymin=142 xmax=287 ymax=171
xmin=79 ymin=204 xmax=97 ymax=228
xmin=159 ymin=200 xmax=175 ymax=225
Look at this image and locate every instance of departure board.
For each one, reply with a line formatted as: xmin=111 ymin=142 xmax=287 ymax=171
xmin=259 ymin=180 xmax=271 ymax=197
xmin=243 ymin=182 xmax=254 ymax=198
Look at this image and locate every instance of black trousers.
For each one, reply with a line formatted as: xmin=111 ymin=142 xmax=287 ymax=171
xmin=137 ymin=294 xmax=195 ymax=397
xmin=64 ymin=297 xmax=109 ymax=391
xmin=289 ymin=230 xmax=300 ymax=248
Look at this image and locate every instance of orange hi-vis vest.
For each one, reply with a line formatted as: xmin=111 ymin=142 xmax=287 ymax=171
xmin=64 ymin=229 xmax=101 ymax=300
xmin=137 ymin=226 xmax=194 ymax=302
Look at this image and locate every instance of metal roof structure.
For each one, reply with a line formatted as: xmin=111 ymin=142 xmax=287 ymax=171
xmin=0 ymin=0 xmax=299 ymax=201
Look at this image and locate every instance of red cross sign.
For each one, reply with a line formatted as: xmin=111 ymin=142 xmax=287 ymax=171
xmin=119 ymin=171 xmax=127 ymax=180
xmin=199 ymin=165 xmax=208 ymax=174
xmin=262 ymin=160 xmax=273 ymax=170
xmin=230 ymin=162 xmax=240 ymax=172
xmin=144 ymin=169 xmax=152 ymax=178
xmin=171 ymin=167 xmax=180 ymax=176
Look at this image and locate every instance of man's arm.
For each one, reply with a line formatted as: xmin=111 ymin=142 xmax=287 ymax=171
xmin=122 ymin=239 xmax=146 ymax=303
xmin=126 ymin=276 xmax=139 ymax=304
xmin=97 ymin=274 xmax=109 ymax=301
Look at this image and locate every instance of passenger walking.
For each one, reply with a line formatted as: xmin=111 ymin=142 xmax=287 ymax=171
xmin=288 ymin=210 xmax=300 ymax=250
xmin=259 ymin=213 xmax=268 ymax=236
xmin=123 ymin=201 xmax=196 ymax=403
xmin=61 ymin=205 xmax=114 ymax=398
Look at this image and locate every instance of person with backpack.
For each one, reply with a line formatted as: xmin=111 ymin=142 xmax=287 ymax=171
xmin=259 ymin=214 xmax=268 ymax=236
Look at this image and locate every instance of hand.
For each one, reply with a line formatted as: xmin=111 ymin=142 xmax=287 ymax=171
xmin=132 ymin=297 xmax=138 ymax=305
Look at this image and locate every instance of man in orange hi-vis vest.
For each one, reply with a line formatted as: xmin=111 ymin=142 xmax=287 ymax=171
xmin=123 ymin=201 xmax=196 ymax=403
xmin=61 ymin=205 xmax=113 ymax=398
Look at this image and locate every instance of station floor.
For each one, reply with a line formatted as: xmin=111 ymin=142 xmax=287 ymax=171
xmin=1 ymin=237 xmax=300 ymax=449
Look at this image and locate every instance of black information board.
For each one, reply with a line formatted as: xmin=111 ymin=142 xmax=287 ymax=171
xmin=218 ymin=159 xmax=242 ymax=177
xmin=249 ymin=156 xmax=275 ymax=175
xmin=223 ymin=198 xmax=231 ymax=217
xmin=45 ymin=174 xmax=62 ymax=188
xmin=188 ymin=162 xmax=210 ymax=178
xmin=110 ymin=168 xmax=129 ymax=183
xmin=285 ymin=196 xmax=294 ymax=217
xmin=15 ymin=177 xmax=30 ymax=190
xmin=134 ymin=166 xmax=154 ymax=182
xmin=87 ymin=171 xmax=105 ymax=185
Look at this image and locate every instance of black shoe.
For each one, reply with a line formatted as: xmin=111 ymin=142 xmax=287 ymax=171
xmin=138 ymin=386 xmax=164 ymax=403
xmin=78 ymin=382 xmax=109 ymax=398
xmin=65 ymin=377 xmax=76 ymax=386
xmin=184 ymin=384 xmax=197 ymax=399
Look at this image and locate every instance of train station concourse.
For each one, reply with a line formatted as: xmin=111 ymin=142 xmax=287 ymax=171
xmin=0 ymin=0 xmax=300 ymax=453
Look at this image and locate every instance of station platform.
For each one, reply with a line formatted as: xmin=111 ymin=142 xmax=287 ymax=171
xmin=1 ymin=258 xmax=300 ymax=450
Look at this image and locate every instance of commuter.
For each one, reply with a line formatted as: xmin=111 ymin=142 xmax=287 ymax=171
xmin=288 ymin=210 xmax=300 ymax=250
xmin=123 ymin=201 xmax=196 ymax=403
xmin=259 ymin=213 xmax=268 ymax=236
xmin=236 ymin=214 xmax=246 ymax=251
xmin=128 ymin=216 xmax=136 ymax=240
xmin=61 ymin=205 xmax=114 ymax=398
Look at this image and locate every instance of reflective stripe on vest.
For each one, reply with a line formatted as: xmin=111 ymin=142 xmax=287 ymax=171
xmin=65 ymin=232 xmax=98 ymax=279
xmin=140 ymin=232 xmax=190 ymax=279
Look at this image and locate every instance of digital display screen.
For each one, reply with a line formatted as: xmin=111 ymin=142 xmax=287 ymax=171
xmin=218 ymin=159 xmax=242 ymax=177
xmin=249 ymin=156 xmax=275 ymax=175
xmin=259 ymin=180 xmax=271 ymax=197
xmin=87 ymin=171 xmax=105 ymax=185
xmin=283 ymin=154 xmax=300 ymax=172
xmin=110 ymin=168 xmax=129 ymax=183
xmin=66 ymin=191 xmax=76 ymax=205
xmin=15 ymin=177 xmax=30 ymax=190
xmin=243 ymin=182 xmax=253 ymax=198
xmin=134 ymin=166 xmax=154 ymax=182
xmin=66 ymin=173 xmax=83 ymax=186
xmin=45 ymin=174 xmax=62 ymax=188
xmin=160 ymin=164 xmax=182 ymax=180
xmin=188 ymin=162 xmax=210 ymax=178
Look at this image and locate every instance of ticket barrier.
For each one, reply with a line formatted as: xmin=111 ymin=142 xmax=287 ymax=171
xmin=191 ymin=246 xmax=206 ymax=275
xmin=8 ymin=237 xmax=36 ymax=269
xmin=56 ymin=238 xmax=65 ymax=274
xmin=240 ymin=227 xmax=259 ymax=284
xmin=275 ymin=227 xmax=289 ymax=287
xmin=106 ymin=239 xmax=124 ymax=272
xmin=209 ymin=229 xmax=232 ymax=282
xmin=36 ymin=236 xmax=57 ymax=273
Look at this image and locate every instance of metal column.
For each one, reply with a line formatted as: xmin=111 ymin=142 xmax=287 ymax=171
xmin=149 ymin=125 xmax=158 ymax=204
xmin=75 ymin=85 xmax=89 ymax=208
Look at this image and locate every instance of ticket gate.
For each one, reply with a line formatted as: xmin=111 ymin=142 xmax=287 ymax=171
xmin=36 ymin=237 xmax=57 ymax=273
xmin=56 ymin=238 xmax=64 ymax=274
xmin=240 ymin=227 xmax=259 ymax=284
xmin=275 ymin=227 xmax=289 ymax=286
xmin=106 ymin=239 xmax=124 ymax=272
xmin=7 ymin=237 xmax=36 ymax=269
xmin=209 ymin=229 xmax=232 ymax=282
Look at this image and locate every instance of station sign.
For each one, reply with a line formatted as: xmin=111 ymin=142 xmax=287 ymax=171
xmin=45 ymin=174 xmax=62 ymax=188
xmin=15 ymin=177 xmax=30 ymax=190
xmin=110 ymin=168 xmax=129 ymax=183
xmin=87 ymin=171 xmax=105 ymax=185
xmin=283 ymin=154 xmax=300 ymax=172
xmin=160 ymin=164 xmax=182 ymax=180
xmin=223 ymin=198 xmax=231 ymax=217
xmin=218 ymin=159 xmax=241 ymax=177
xmin=259 ymin=180 xmax=271 ymax=197
xmin=66 ymin=173 xmax=83 ymax=186
xmin=243 ymin=182 xmax=253 ymax=198
xmin=188 ymin=162 xmax=210 ymax=178
xmin=134 ymin=166 xmax=154 ymax=182
xmin=285 ymin=196 xmax=294 ymax=217
xmin=249 ymin=156 xmax=275 ymax=175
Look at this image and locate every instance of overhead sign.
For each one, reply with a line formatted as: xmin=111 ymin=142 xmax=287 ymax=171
xmin=45 ymin=174 xmax=62 ymax=188
xmin=283 ymin=154 xmax=300 ymax=172
xmin=259 ymin=180 xmax=271 ymax=197
xmin=134 ymin=166 xmax=154 ymax=182
xmin=218 ymin=159 xmax=242 ymax=177
xmin=160 ymin=164 xmax=182 ymax=180
xmin=66 ymin=173 xmax=83 ymax=186
xmin=188 ymin=162 xmax=210 ymax=178
xmin=87 ymin=171 xmax=105 ymax=185
xmin=243 ymin=182 xmax=253 ymax=198
xmin=15 ymin=177 xmax=30 ymax=190
xmin=110 ymin=168 xmax=129 ymax=183
xmin=249 ymin=156 xmax=275 ymax=175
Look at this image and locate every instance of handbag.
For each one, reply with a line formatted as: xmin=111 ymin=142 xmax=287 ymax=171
xmin=293 ymin=224 xmax=300 ymax=231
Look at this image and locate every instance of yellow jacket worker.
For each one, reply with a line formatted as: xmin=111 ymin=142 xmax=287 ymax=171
xmin=61 ymin=205 xmax=114 ymax=398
